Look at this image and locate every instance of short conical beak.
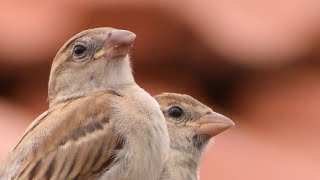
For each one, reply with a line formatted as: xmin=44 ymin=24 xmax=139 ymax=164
xmin=189 ymin=113 xmax=235 ymax=137
xmin=94 ymin=29 xmax=136 ymax=59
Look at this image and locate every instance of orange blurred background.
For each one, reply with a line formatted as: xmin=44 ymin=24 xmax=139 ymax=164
xmin=1 ymin=1 xmax=320 ymax=179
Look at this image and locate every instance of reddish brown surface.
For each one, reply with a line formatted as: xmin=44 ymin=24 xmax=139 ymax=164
xmin=0 ymin=1 xmax=320 ymax=179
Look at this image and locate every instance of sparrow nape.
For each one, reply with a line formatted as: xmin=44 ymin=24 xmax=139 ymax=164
xmin=155 ymin=93 xmax=234 ymax=180
xmin=0 ymin=28 xmax=170 ymax=180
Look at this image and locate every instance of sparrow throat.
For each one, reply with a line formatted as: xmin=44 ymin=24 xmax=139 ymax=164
xmin=48 ymin=56 xmax=135 ymax=107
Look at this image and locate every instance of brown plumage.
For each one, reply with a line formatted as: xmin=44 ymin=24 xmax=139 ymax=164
xmin=155 ymin=93 xmax=234 ymax=180
xmin=0 ymin=28 xmax=170 ymax=180
xmin=12 ymin=92 xmax=121 ymax=179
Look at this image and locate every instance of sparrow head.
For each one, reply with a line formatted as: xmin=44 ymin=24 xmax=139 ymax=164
xmin=154 ymin=93 xmax=234 ymax=153
xmin=48 ymin=27 xmax=136 ymax=107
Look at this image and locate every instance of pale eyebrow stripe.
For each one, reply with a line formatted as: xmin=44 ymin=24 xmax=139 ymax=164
xmin=64 ymin=33 xmax=89 ymax=48
xmin=59 ymin=32 xmax=90 ymax=54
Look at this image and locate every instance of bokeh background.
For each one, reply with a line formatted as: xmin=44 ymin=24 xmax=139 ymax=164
xmin=1 ymin=1 xmax=320 ymax=179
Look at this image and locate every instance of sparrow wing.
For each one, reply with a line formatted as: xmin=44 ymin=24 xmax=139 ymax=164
xmin=11 ymin=109 xmax=51 ymax=152
xmin=1 ymin=91 xmax=123 ymax=180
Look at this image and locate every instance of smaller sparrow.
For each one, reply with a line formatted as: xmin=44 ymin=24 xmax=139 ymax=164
xmin=154 ymin=93 xmax=235 ymax=180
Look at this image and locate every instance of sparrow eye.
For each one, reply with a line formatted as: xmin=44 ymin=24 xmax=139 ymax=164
xmin=168 ymin=106 xmax=183 ymax=118
xmin=73 ymin=45 xmax=87 ymax=55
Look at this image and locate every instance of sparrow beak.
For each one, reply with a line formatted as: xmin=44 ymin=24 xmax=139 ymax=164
xmin=186 ymin=113 xmax=235 ymax=137
xmin=94 ymin=29 xmax=136 ymax=59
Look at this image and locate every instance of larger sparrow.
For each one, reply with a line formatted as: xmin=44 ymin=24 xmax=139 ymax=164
xmin=154 ymin=93 xmax=234 ymax=180
xmin=0 ymin=28 xmax=170 ymax=180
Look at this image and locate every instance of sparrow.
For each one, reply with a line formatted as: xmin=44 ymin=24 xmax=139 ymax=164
xmin=0 ymin=28 xmax=170 ymax=180
xmin=154 ymin=93 xmax=234 ymax=180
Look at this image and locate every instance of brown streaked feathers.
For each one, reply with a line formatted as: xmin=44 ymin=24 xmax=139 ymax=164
xmin=9 ymin=91 xmax=122 ymax=179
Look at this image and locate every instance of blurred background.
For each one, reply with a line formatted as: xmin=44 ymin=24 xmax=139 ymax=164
xmin=1 ymin=0 xmax=320 ymax=179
